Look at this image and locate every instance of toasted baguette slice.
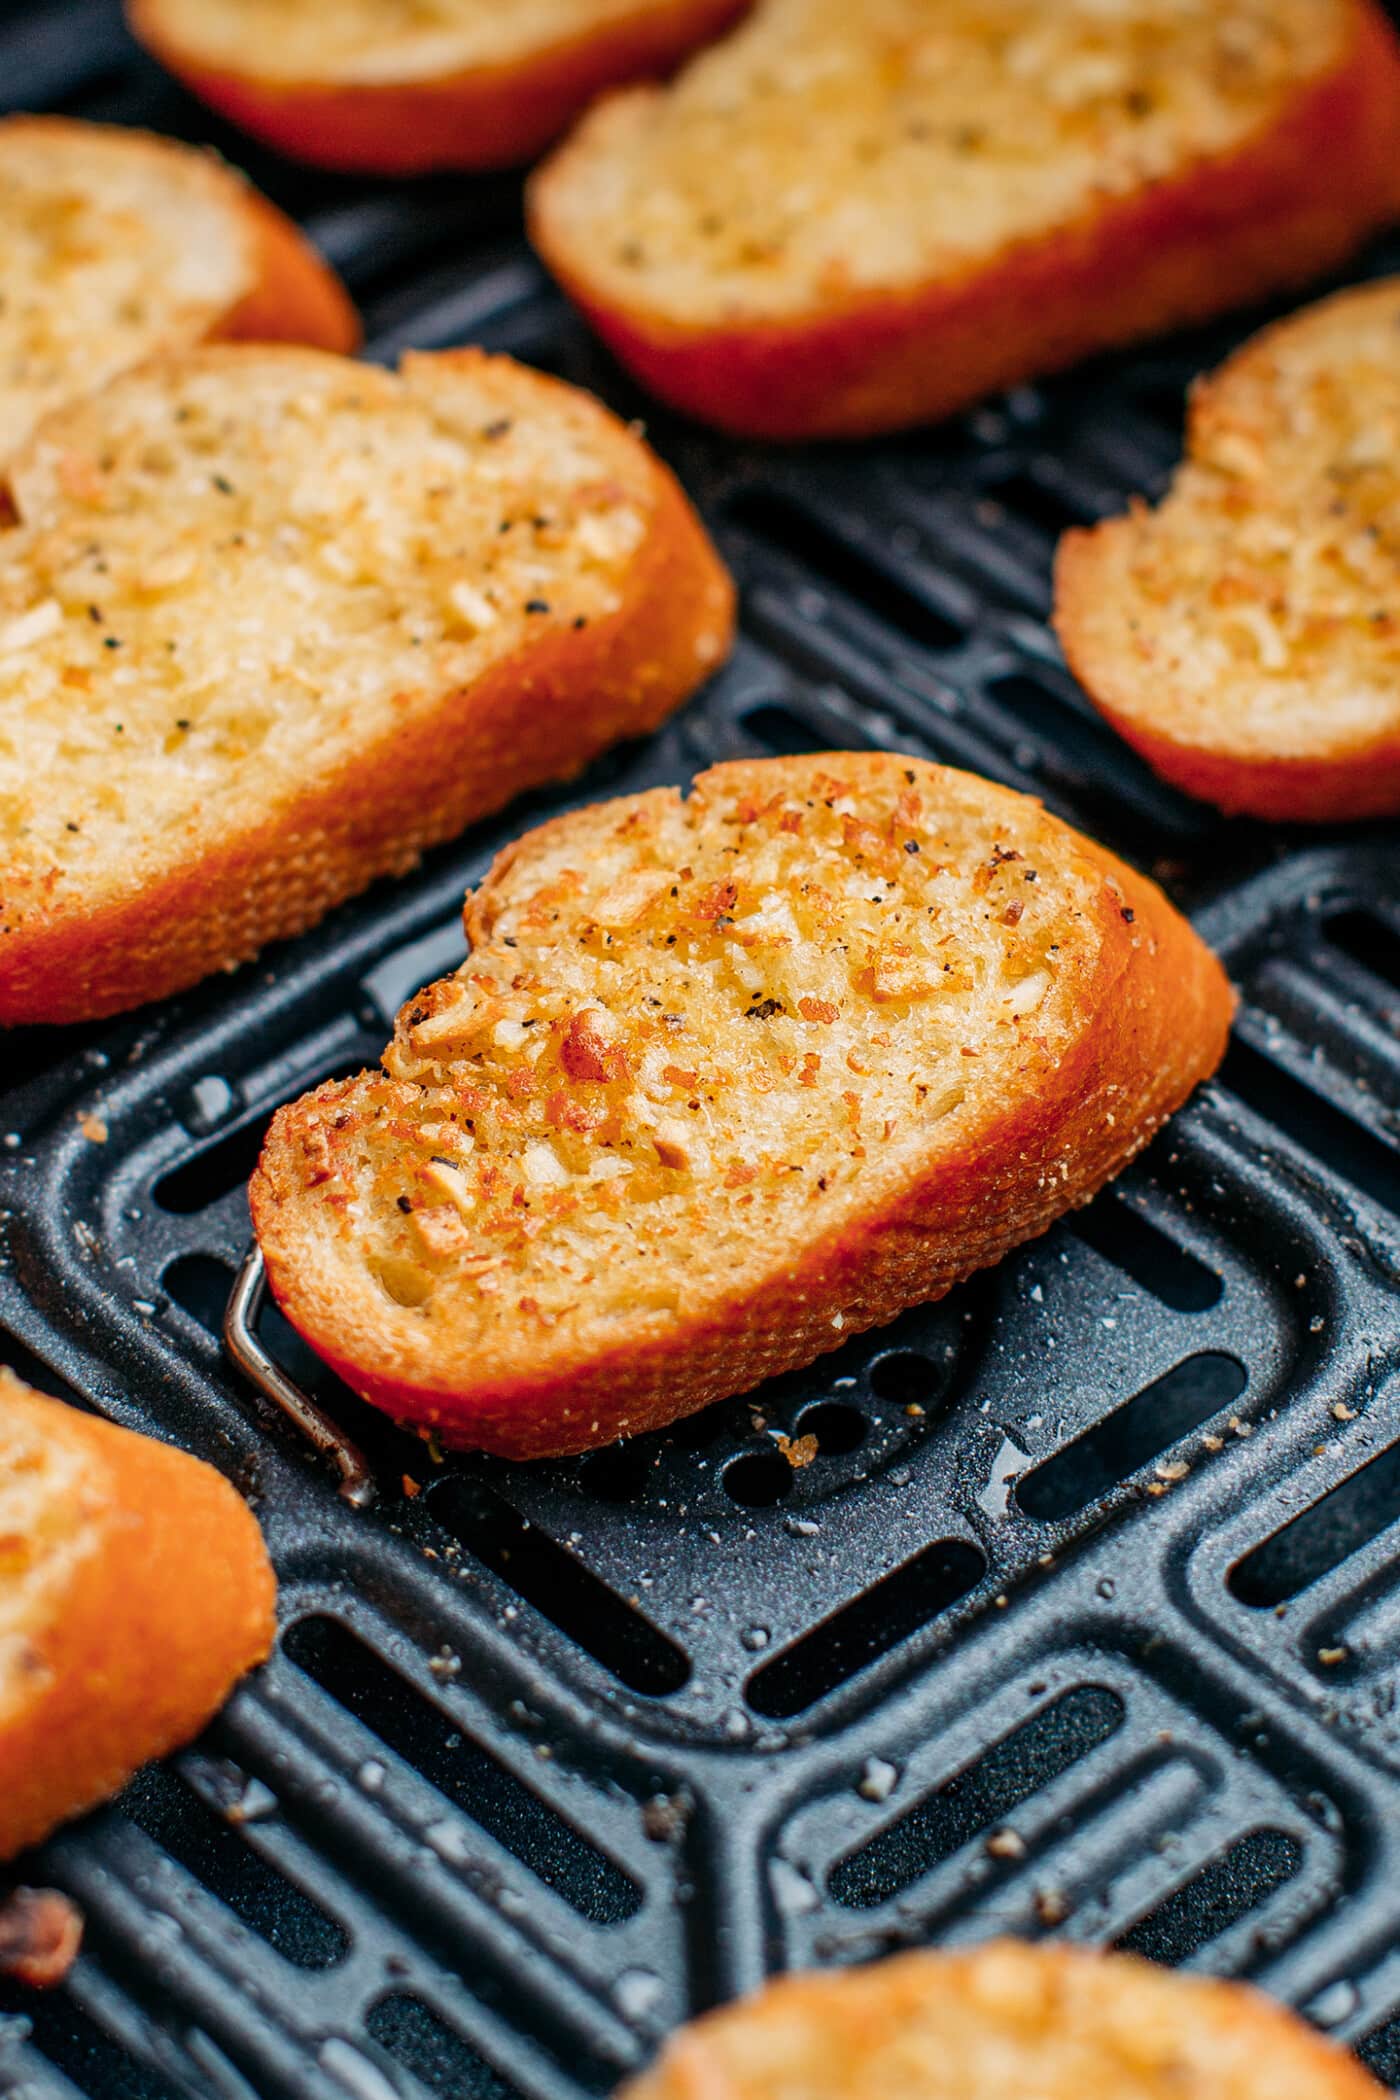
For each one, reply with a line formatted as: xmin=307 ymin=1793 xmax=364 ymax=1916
xmin=1056 ymin=278 xmax=1400 ymax=823
xmin=0 ymin=344 xmax=733 ymax=1026
xmin=527 ymin=0 xmax=1400 ymax=441
xmin=252 ymin=752 xmax=1232 ymax=1459
xmin=0 ymin=116 xmax=357 ymax=462
xmin=128 ymin=0 xmax=751 ymax=174
xmin=621 ymin=1943 xmax=1383 ymax=2099
xmin=0 ymin=1369 xmax=276 ymax=1862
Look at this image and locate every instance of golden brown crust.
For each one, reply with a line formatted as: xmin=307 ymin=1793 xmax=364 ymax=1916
xmin=621 ymin=1943 xmax=1384 ymax=2099
xmin=128 ymin=0 xmax=751 ymax=174
xmin=252 ymin=753 xmax=1231 ymax=1459
xmin=0 ymin=344 xmax=733 ymax=1026
xmin=1055 ymin=276 xmax=1400 ymax=823
xmin=527 ymin=0 xmax=1400 ymax=440
xmin=0 ymin=1371 xmax=276 ymax=1862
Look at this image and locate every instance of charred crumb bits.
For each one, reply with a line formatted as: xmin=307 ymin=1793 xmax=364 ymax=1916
xmin=525 ymin=598 xmax=551 ymax=614
xmin=745 ymin=998 xmax=786 ymax=1019
xmin=0 ymin=1888 xmax=83 ymax=1989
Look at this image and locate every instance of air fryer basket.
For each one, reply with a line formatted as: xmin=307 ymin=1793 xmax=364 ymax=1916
xmin=7 ymin=6 xmax=1400 ymax=2096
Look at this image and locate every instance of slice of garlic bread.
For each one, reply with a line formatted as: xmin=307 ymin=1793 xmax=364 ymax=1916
xmin=0 ymin=116 xmax=356 ymax=461
xmin=128 ymin=0 xmax=750 ymax=173
xmin=0 ymin=1369 xmax=276 ymax=1862
xmin=622 ymin=1943 xmax=1383 ymax=2100
xmin=1057 ymin=278 xmax=1400 ymax=823
xmin=528 ymin=0 xmax=1400 ymax=440
xmin=0 ymin=343 xmax=733 ymax=1025
xmin=252 ymin=752 xmax=1232 ymax=1459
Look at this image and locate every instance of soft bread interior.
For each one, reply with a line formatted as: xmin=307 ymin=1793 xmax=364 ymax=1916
xmin=0 ymin=344 xmax=677 ymax=929
xmin=532 ymin=0 xmax=1351 ymax=327
xmin=261 ymin=755 xmax=1119 ymax=1358
xmin=132 ymin=0 xmax=730 ymax=86
xmin=0 ymin=1370 xmax=104 ymax=1732
xmin=1059 ymin=277 xmax=1400 ymax=762
xmin=0 ymin=119 xmax=255 ymax=461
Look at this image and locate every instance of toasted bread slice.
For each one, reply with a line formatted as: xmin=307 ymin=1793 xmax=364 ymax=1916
xmin=128 ymin=0 xmax=751 ymax=174
xmin=527 ymin=0 xmax=1400 ymax=441
xmin=1056 ymin=278 xmax=1400 ymax=823
xmin=0 ymin=1369 xmax=276 ymax=1862
xmin=252 ymin=752 xmax=1231 ymax=1459
xmin=621 ymin=1943 xmax=1382 ymax=2099
xmin=0 ymin=344 xmax=733 ymax=1026
xmin=0 ymin=116 xmax=357 ymax=462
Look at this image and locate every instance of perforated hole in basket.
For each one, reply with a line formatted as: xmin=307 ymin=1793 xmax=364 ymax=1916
xmin=1222 ymin=1038 xmax=1400 ymax=1218
xmin=366 ymin=1996 xmax=522 ymax=2100
xmin=423 ymin=1479 xmax=691 ymax=1697
xmin=283 ymin=1615 xmax=642 ymax=1919
xmin=829 ymin=1686 xmax=1125 ymax=1909
xmin=1115 ymin=1829 xmax=1305 ymax=1965
xmin=1016 ymin=1353 xmax=1247 ymax=1523
xmin=746 ymin=1539 xmax=987 ymax=1720
xmin=121 ymin=1764 xmax=349 ymax=1969
xmin=1230 ymin=1438 xmax=1400 ymax=1612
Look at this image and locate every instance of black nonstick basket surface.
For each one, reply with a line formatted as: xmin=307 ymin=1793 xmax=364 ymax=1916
xmin=8 ymin=5 xmax=1400 ymax=2096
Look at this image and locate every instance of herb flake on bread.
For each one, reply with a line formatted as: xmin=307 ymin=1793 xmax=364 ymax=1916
xmin=0 ymin=343 xmax=733 ymax=1025
xmin=252 ymin=752 xmax=1232 ymax=1459
xmin=529 ymin=0 xmax=1400 ymax=439
xmin=1056 ymin=277 xmax=1400 ymax=822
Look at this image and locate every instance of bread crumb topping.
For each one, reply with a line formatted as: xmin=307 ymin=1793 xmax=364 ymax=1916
xmin=0 ymin=346 xmax=658 ymax=905
xmin=1063 ymin=277 xmax=1400 ymax=756
xmin=286 ymin=757 xmax=1109 ymax=1335
xmin=536 ymin=0 xmax=1348 ymax=324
